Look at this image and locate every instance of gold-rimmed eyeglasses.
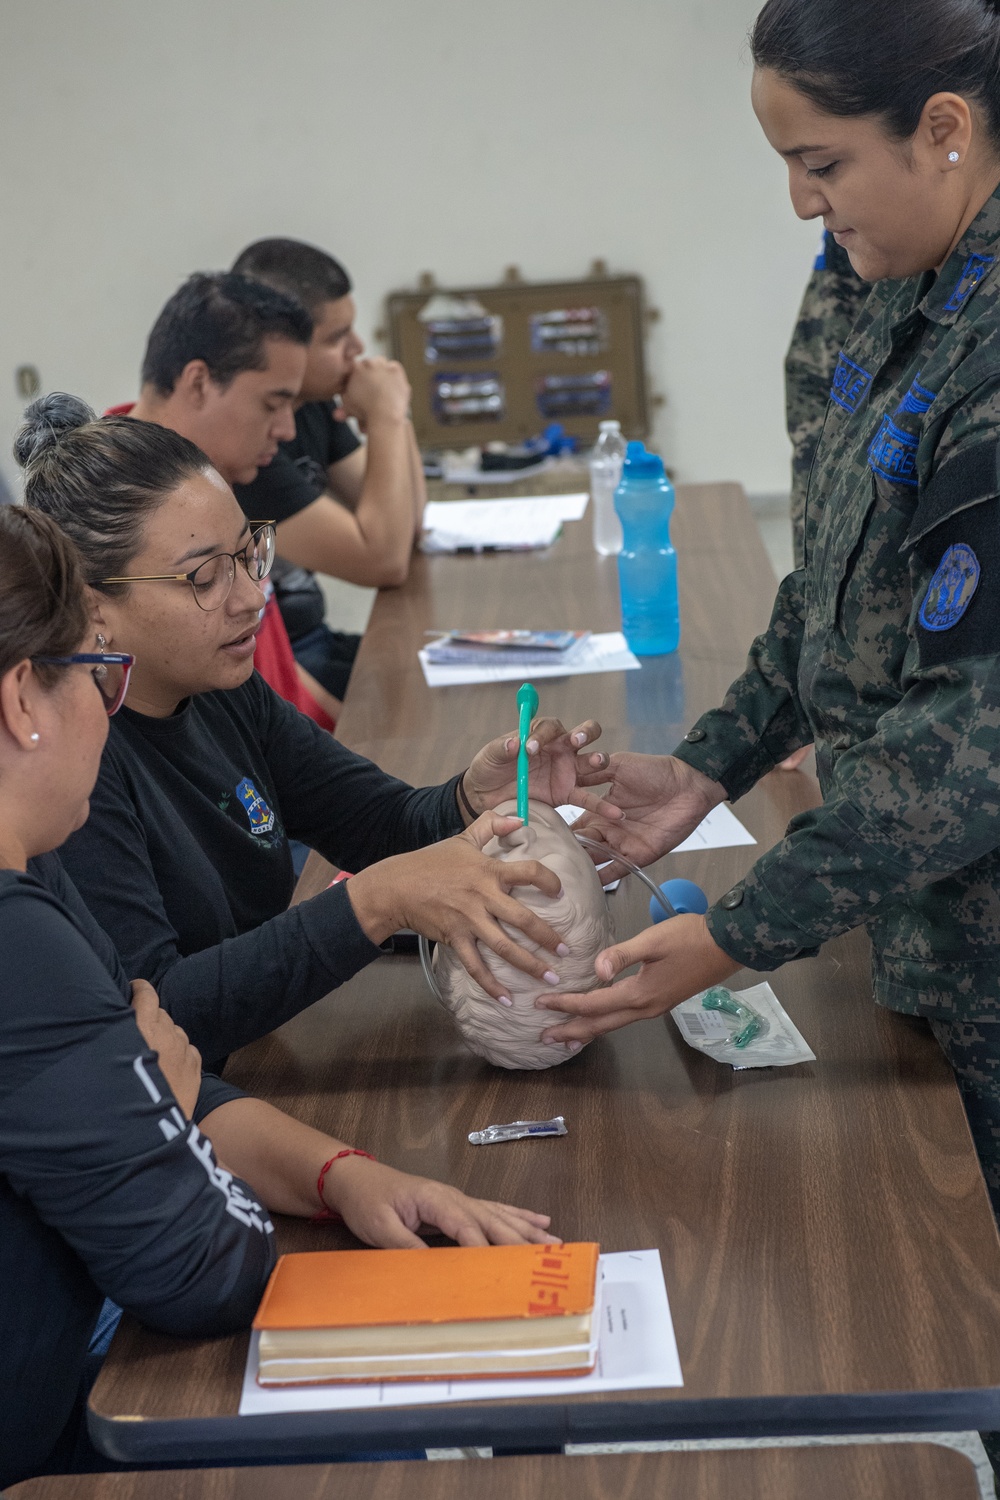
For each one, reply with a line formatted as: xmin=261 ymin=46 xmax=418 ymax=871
xmin=98 ymin=522 xmax=276 ymax=612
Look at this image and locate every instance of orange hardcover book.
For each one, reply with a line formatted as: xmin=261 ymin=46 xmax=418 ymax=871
xmin=253 ymin=1242 xmax=601 ymax=1387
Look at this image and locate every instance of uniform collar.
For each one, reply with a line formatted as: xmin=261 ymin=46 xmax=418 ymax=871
xmin=920 ymin=179 xmax=1000 ymax=326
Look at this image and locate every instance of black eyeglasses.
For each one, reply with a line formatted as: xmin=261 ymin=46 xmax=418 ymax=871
xmin=32 ymin=652 xmax=136 ymax=716
xmin=98 ymin=523 xmax=276 ymax=612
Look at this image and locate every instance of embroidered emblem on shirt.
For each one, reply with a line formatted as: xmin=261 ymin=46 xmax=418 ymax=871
xmin=868 ymin=416 xmax=919 ymax=488
xmin=895 ymin=376 xmax=936 ymax=417
xmin=830 ymin=353 xmax=873 ymax=414
xmin=919 ymin=544 xmax=981 ymax=631
xmin=943 ymin=254 xmax=995 ymax=314
xmin=294 ymin=455 xmax=328 ymax=495
xmin=235 ymin=777 xmax=275 ymax=835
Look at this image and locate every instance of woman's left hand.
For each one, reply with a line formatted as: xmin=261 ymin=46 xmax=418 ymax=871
xmin=462 ymin=716 xmax=620 ymax=818
xmin=537 ymin=915 xmax=741 ymax=1048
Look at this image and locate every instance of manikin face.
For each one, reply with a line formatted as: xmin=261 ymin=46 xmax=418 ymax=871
xmin=432 ymin=800 xmax=615 ymax=1070
xmin=752 ymin=68 xmax=974 ymax=281
xmin=299 ymin=295 xmax=365 ymax=402
xmin=183 ymin=335 xmax=307 ymax=484
xmin=97 ymin=469 xmax=266 ymax=716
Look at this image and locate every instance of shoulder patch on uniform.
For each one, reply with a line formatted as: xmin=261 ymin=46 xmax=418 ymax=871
xmin=943 ymin=254 xmax=995 ymax=314
xmin=895 ymin=376 xmax=935 ymax=417
xmin=905 ymin=441 xmax=1000 ymax=548
xmin=868 ymin=416 xmax=918 ymax=488
xmin=830 ymin=352 xmax=873 ymax=413
xmin=918 ymin=545 xmax=981 ymax=631
xmin=913 ymin=494 xmax=1000 ymax=668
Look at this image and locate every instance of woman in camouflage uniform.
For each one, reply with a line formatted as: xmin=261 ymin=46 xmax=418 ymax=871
xmin=551 ymin=0 xmax=1000 ymax=1222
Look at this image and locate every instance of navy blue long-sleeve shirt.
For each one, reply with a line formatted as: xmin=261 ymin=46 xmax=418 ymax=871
xmin=59 ymin=671 xmax=464 ymax=1061
xmin=0 ymin=856 xmax=275 ymax=1486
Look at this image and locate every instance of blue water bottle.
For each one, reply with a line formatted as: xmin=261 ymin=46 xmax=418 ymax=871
xmin=615 ymin=441 xmax=679 ymax=655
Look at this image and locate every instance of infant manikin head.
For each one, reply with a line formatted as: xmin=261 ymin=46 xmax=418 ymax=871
xmin=432 ymin=799 xmax=613 ymax=1069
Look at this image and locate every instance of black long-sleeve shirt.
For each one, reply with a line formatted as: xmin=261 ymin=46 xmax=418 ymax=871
xmin=0 ymin=855 xmax=275 ymax=1487
xmin=59 ymin=672 xmax=464 ymax=1061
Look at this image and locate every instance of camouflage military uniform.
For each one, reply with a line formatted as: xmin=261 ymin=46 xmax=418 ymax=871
xmin=673 ymin=186 xmax=1000 ymax=1208
xmin=785 ymin=232 xmax=869 ymax=568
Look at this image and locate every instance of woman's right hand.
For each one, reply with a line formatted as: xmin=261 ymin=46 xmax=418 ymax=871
xmin=346 ymin=812 xmax=567 ymax=1002
xmin=129 ymin=978 xmax=202 ymax=1120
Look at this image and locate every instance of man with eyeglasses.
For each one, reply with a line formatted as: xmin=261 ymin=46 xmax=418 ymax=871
xmin=108 ymin=271 xmax=339 ymax=728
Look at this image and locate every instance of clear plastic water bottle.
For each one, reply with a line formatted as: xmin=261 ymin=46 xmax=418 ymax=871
xmin=589 ymin=419 xmax=627 ymax=555
xmin=615 ymin=440 xmax=679 ymax=655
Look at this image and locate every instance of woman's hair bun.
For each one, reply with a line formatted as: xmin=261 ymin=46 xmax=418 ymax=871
xmin=13 ymin=392 xmax=97 ymax=471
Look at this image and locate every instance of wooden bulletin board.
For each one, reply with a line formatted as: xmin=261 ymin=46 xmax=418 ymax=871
xmin=386 ymin=274 xmax=649 ymax=450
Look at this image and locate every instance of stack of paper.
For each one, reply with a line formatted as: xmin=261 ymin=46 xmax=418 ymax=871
xmin=420 ymin=494 xmax=589 ymax=554
xmin=424 ymin=630 xmax=591 ymax=668
xmin=239 ymin=1249 xmax=682 ymax=1416
xmin=253 ymin=1242 xmax=601 ymax=1386
xmin=419 ymin=631 xmax=640 ymax=687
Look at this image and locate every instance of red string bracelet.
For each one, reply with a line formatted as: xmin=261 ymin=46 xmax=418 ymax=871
xmin=312 ymin=1148 xmax=377 ymax=1223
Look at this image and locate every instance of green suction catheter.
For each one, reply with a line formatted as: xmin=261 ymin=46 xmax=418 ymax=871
xmin=516 ymin=682 xmax=539 ymax=823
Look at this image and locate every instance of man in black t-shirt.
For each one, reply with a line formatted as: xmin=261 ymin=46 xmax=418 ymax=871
xmin=233 ymin=239 xmax=426 ymax=701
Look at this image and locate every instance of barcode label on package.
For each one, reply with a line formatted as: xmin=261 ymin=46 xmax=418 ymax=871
xmin=674 ymin=1008 xmax=729 ymax=1043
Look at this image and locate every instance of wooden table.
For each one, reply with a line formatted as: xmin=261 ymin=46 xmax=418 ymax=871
xmin=5 ymin=1444 xmax=981 ymax=1500
xmin=89 ymin=486 xmax=1000 ymax=1463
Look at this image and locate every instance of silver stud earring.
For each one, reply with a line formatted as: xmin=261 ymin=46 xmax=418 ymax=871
xmin=948 ymin=151 xmax=960 ymax=163
xmin=29 ymin=733 xmax=39 ymax=744
xmin=96 ymin=633 xmax=107 ymax=650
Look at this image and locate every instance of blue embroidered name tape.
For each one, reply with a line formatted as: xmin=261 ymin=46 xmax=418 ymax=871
xmin=868 ymin=415 xmax=919 ymax=487
xmin=919 ymin=544 xmax=981 ymax=632
xmin=830 ymin=352 xmax=873 ymax=414
xmin=236 ymin=777 xmax=275 ymax=835
xmin=943 ymin=254 xmax=995 ymax=314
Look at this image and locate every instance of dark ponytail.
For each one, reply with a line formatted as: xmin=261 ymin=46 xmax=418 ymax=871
xmin=751 ymin=0 xmax=1000 ymax=149
xmin=14 ymin=392 xmax=210 ymax=595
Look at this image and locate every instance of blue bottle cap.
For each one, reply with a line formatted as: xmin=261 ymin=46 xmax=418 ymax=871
xmin=649 ymin=878 xmax=709 ymax=924
xmin=623 ymin=440 xmax=665 ymax=480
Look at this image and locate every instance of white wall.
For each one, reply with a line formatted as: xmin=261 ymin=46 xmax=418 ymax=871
xmin=0 ymin=0 xmax=819 ymax=495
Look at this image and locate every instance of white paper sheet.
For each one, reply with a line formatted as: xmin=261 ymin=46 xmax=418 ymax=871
xmin=556 ymin=801 xmax=755 ymax=856
xmin=421 ymin=495 xmax=589 ymax=554
xmin=238 ymin=1249 xmax=681 ymax=1417
xmin=670 ymin=803 xmax=756 ymax=853
xmin=419 ymin=632 xmax=640 ymax=688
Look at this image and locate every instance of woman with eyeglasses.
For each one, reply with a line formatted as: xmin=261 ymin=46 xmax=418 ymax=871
xmin=17 ymin=393 xmax=611 ymax=1067
xmin=0 ymin=504 xmax=560 ymax=1486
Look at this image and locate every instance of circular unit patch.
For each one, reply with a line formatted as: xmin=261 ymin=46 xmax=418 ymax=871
xmin=918 ymin=543 xmax=981 ymax=632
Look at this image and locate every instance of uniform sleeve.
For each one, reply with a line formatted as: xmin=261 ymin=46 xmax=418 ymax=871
xmin=672 ymin=569 xmax=814 ymax=797
xmin=0 ymin=891 xmax=275 ymax=1338
xmin=785 ymin=234 xmax=869 ymax=568
xmin=705 ymin=421 xmax=1000 ymax=970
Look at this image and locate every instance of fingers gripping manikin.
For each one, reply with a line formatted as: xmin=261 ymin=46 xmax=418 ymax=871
xmin=432 ymin=800 xmax=613 ymax=1069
